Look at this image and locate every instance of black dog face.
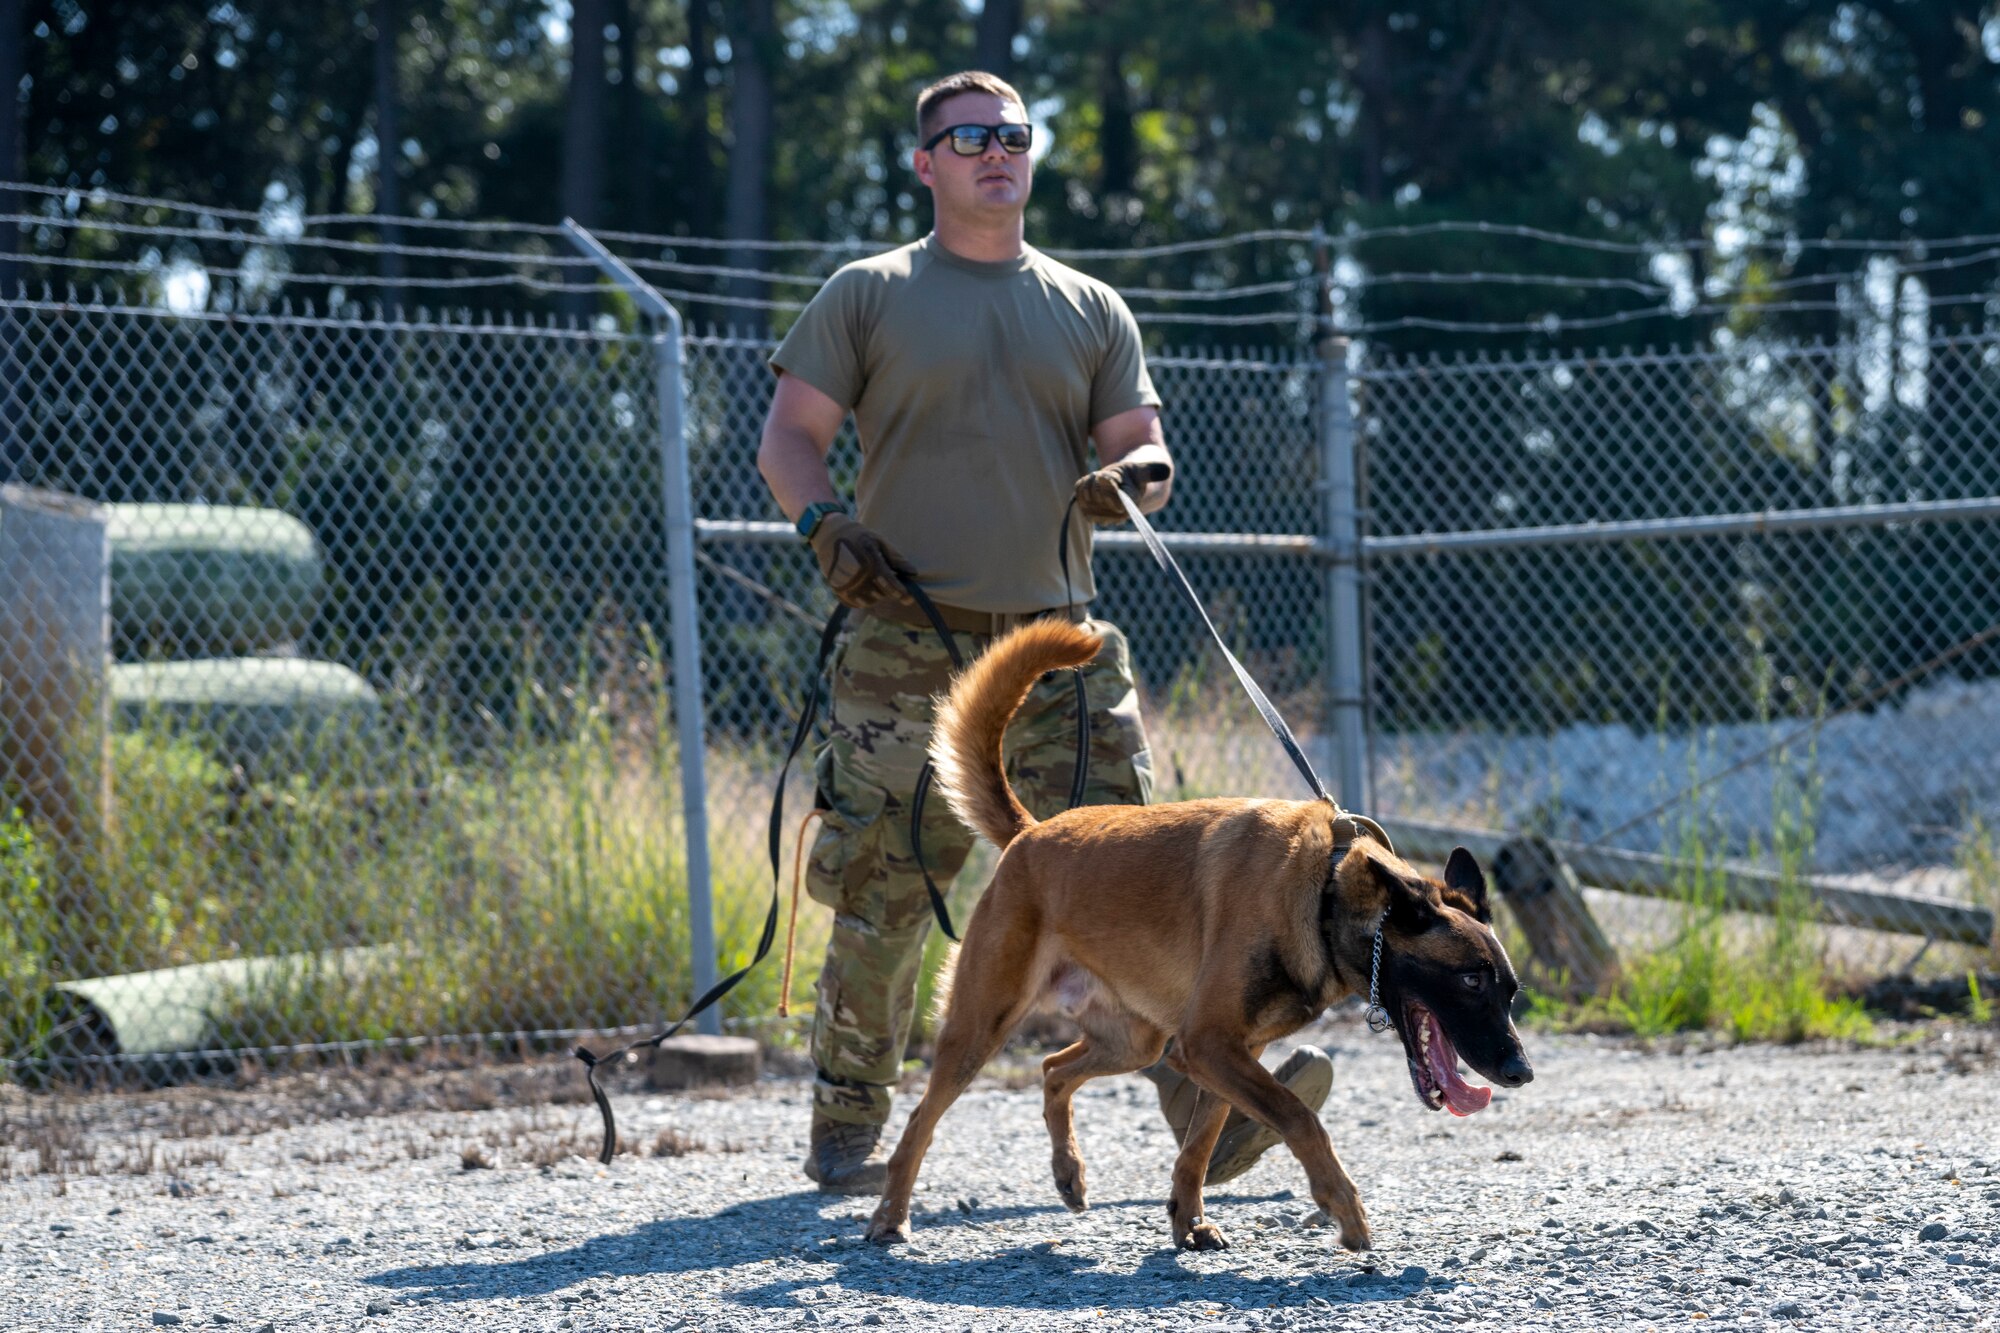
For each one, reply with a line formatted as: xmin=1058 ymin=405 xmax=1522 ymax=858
xmin=1373 ymin=847 xmax=1534 ymax=1114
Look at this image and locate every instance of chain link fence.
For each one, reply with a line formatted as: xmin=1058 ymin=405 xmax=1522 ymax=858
xmin=1356 ymin=336 xmax=2000 ymax=989
xmin=3 ymin=222 xmax=1997 ymax=1079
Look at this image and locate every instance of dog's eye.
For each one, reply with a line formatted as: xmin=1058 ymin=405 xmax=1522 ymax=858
xmin=1460 ymin=972 xmax=1487 ymax=992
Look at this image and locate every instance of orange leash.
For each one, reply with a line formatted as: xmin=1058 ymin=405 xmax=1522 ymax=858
xmin=778 ymin=809 xmax=822 ymax=1017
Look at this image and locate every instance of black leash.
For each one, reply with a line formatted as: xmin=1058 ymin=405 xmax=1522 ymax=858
xmin=1108 ymin=467 xmax=1333 ymax=804
xmin=572 ymin=603 xmax=848 ymax=1163
xmin=574 ymin=570 xmax=1089 ymax=1160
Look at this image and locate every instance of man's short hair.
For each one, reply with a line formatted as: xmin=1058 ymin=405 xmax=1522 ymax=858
xmin=916 ymin=71 xmax=1025 ymax=142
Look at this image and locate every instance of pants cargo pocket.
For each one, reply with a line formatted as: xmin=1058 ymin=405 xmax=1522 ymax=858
xmin=805 ymin=746 xmax=892 ymax=923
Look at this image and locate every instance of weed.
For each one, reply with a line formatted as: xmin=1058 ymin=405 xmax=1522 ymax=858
xmin=1958 ymin=815 xmax=2000 ymax=970
xmin=1540 ymin=734 xmax=1871 ymax=1043
xmin=651 ymin=1126 xmax=701 ymax=1157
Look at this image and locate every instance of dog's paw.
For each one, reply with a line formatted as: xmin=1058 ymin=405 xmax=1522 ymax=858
xmin=1178 ymin=1220 xmax=1230 ymax=1252
xmin=1319 ymin=1192 xmax=1371 ymax=1251
xmin=1052 ymin=1156 xmax=1088 ymax=1213
xmin=864 ymin=1209 xmax=911 ymax=1246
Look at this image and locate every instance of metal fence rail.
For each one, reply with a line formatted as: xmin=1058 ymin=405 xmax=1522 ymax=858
xmin=3 ymin=220 xmax=1998 ymax=1078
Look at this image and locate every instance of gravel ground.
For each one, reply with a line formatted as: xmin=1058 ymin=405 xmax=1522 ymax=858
xmin=4 ymin=1018 xmax=1997 ymax=1332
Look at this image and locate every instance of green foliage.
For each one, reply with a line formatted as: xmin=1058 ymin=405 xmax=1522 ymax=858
xmin=0 ymin=627 xmax=815 ymax=1065
xmin=1958 ymin=815 xmax=2000 ymax=970
xmin=28 ymin=2 xmax=2000 ymax=348
xmin=0 ymin=808 xmax=55 ymax=1058
xmin=1536 ymin=745 xmax=1872 ymax=1043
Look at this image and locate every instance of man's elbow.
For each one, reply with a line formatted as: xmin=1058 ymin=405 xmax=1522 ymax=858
xmin=755 ymin=425 xmax=785 ymax=488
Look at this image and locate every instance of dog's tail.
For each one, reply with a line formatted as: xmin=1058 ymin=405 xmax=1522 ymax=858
xmin=927 ymin=943 xmax=960 ymax=1026
xmin=929 ymin=618 xmax=1103 ymax=849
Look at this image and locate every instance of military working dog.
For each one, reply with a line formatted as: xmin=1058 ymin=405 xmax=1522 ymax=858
xmin=865 ymin=619 xmax=1534 ymax=1252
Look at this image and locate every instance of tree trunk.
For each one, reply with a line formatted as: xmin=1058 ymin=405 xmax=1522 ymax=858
xmin=0 ymin=486 xmax=111 ymax=900
xmin=681 ymin=0 xmax=717 ymax=235
xmin=973 ymin=0 xmax=1022 ymax=81
xmin=1098 ymin=50 xmax=1136 ymax=204
xmin=372 ymin=0 xmax=407 ymax=314
xmin=0 ymin=0 xmax=21 ymax=274
xmin=612 ymin=0 xmax=652 ymax=231
xmin=1356 ymin=17 xmax=1390 ymax=206
xmin=723 ymin=0 xmax=775 ymax=332
xmin=562 ymin=0 xmax=609 ymax=321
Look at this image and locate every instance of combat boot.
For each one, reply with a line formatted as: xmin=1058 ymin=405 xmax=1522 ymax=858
xmin=802 ymin=1112 xmax=889 ymax=1194
xmin=1146 ymin=1045 xmax=1335 ymax=1187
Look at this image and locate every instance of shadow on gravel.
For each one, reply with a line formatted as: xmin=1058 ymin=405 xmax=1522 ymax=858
xmin=366 ymin=1189 xmax=1432 ymax=1314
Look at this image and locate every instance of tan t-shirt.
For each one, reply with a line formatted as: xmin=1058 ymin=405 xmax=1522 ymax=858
xmin=770 ymin=234 xmax=1160 ymax=611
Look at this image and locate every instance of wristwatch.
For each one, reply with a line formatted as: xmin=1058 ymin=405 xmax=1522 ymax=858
xmin=795 ymin=500 xmax=847 ymax=541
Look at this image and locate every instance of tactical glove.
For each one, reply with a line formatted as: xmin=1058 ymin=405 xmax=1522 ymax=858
xmin=1073 ymin=458 xmax=1167 ymax=525
xmin=808 ymin=513 xmax=918 ymax=610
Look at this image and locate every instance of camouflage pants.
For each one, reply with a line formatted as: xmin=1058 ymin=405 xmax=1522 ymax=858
xmin=807 ymin=612 xmax=1154 ymax=1127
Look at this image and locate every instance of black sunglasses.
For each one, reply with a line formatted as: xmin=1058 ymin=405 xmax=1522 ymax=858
xmin=921 ymin=122 xmax=1034 ymax=156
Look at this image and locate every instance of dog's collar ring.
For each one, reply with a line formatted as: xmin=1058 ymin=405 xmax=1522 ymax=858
xmin=1364 ymin=910 xmax=1392 ymax=1034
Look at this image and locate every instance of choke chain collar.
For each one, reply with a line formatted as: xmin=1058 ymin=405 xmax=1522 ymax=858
xmin=1364 ymin=908 xmax=1392 ymax=1033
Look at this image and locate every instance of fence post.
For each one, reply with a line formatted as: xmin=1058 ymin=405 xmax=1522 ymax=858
xmin=561 ymin=222 xmax=721 ymax=1036
xmin=1315 ymin=232 xmax=1369 ymax=812
xmin=0 ymin=485 xmax=111 ymax=890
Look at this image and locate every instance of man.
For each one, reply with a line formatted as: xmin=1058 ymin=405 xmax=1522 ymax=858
xmin=756 ymin=70 xmax=1333 ymax=1193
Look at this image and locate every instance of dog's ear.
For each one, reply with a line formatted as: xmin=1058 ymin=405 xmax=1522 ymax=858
xmin=1359 ymin=845 xmax=1442 ymax=931
xmin=1442 ymin=847 xmax=1491 ymax=924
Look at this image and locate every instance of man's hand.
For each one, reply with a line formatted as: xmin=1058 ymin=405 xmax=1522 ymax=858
xmin=1074 ymin=458 xmax=1170 ymax=525
xmin=809 ymin=513 xmax=918 ymax=610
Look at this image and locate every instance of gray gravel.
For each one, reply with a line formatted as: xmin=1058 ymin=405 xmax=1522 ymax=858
xmin=4 ymin=1019 xmax=1997 ymax=1331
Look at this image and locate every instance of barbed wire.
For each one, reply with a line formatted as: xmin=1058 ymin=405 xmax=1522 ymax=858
xmin=20 ymin=181 xmax=2000 ymax=261
xmin=1342 ymin=292 xmax=1998 ymax=336
xmin=1 ymin=211 xmax=582 ymax=268
xmin=8 ymin=181 xmax=1998 ymax=334
xmin=1330 ymin=218 xmax=2000 ymax=257
xmin=8 ymin=205 xmax=1313 ymax=303
xmin=0 ymin=287 xmax=637 ymax=336
xmin=1362 ymin=270 xmax=1672 ymax=296
xmin=13 ymin=250 xmax=601 ymax=292
xmin=1350 ymin=325 xmax=2000 ymax=376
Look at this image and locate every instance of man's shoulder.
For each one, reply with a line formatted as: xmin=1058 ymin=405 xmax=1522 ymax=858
xmin=824 ymin=239 xmax=932 ymax=289
xmin=1025 ymin=248 xmax=1127 ymax=316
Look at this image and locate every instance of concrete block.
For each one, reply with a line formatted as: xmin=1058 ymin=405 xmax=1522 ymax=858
xmin=647 ymin=1034 xmax=761 ymax=1090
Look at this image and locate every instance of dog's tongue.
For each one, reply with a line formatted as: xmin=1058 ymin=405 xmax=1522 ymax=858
xmin=1426 ymin=1014 xmax=1493 ymax=1117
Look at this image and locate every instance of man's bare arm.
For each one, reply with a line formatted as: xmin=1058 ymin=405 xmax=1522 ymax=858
xmin=1093 ymin=405 xmax=1174 ymax=514
xmin=757 ymin=372 xmax=848 ymax=521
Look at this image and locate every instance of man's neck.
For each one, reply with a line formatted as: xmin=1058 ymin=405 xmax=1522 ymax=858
xmin=932 ymin=213 xmax=1027 ymax=264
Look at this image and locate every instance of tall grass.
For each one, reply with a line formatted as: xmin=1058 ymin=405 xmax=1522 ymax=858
xmin=1957 ymin=814 xmax=2000 ymax=973
xmin=0 ymin=807 xmax=56 ymax=1060
xmin=1545 ymin=732 xmax=1872 ymax=1042
xmin=1 ymin=627 xmax=824 ymax=1070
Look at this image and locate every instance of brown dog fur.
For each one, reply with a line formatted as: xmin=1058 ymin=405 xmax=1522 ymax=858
xmin=866 ymin=618 xmax=1531 ymax=1252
